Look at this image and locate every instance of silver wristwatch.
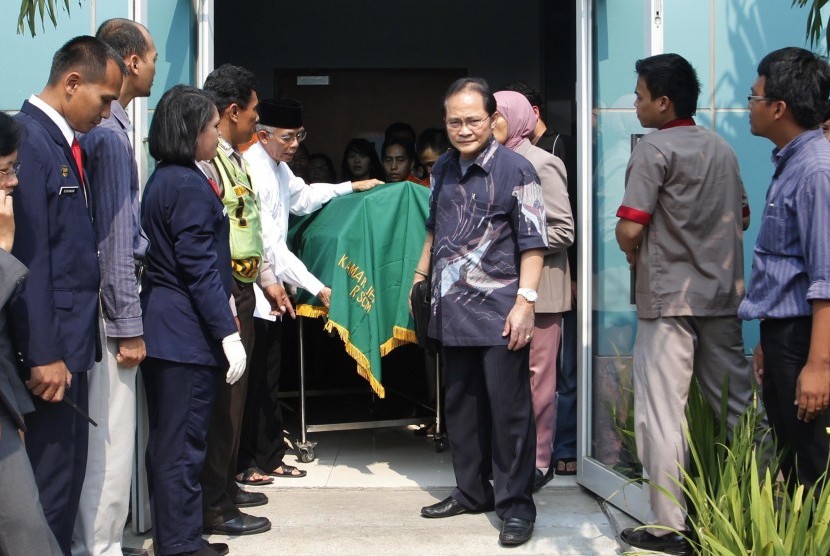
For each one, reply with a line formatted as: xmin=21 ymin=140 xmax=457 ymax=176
xmin=517 ymin=288 xmax=538 ymax=303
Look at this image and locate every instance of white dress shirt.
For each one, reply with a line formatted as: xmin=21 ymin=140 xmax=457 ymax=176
xmin=244 ymin=141 xmax=353 ymax=297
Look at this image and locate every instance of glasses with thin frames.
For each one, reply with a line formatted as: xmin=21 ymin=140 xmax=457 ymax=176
xmin=747 ymin=95 xmax=773 ymax=105
xmin=0 ymin=160 xmax=21 ymax=181
xmin=272 ymin=129 xmax=307 ymax=144
xmin=445 ymin=115 xmax=491 ymax=131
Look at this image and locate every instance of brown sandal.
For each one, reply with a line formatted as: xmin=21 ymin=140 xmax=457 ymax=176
xmin=235 ymin=467 xmax=274 ymax=485
xmin=555 ymin=458 xmax=577 ymax=475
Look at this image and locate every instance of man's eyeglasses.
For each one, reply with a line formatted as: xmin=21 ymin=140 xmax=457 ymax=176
xmin=0 ymin=161 xmax=21 ymax=180
xmin=272 ymin=129 xmax=307 ymax=144
xmin=445 ymin=116 xmax=490 ymax=131
xmin=747 ymin=95 xmax=773 ymax=105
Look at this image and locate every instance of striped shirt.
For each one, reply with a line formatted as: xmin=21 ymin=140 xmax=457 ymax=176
xmin=81 ymin=100 xmax=149 ymax=338
xmin=739 ymin=128 xmax=830 ymax=320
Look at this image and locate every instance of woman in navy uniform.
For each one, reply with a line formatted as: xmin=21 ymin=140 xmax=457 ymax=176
xmin=140 ymin=85 xmax=246 ymax=556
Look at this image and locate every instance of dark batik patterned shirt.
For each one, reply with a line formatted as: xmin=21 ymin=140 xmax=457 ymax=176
xmin=426 ymin=138 xmax=547 ymax=346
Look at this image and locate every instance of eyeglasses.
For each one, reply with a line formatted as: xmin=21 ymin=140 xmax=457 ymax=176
xmin=272 ymin=129 xmax=307 ymax=144
xmin=747 ymin=95 xmax=773 ymax=105
xmin=445 ymin=116 xmax=490 ymax=131
xmin=0 ymin=160 xmax=21 ymax=180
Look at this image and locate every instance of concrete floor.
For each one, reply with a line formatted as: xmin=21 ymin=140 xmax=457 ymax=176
xmin=124 ymin=427 xmax=640 ymax=555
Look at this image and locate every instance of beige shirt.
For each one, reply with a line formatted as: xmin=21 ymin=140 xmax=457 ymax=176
xmin=619 ymin=125 xmax=746 ymax=318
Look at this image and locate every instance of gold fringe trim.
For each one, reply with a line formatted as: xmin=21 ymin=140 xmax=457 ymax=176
xmin=296 ymin=304 xmax=328 ymax=319
xmin=295 ymin=306 xmax=419 ymax=399
xmin=320 ymin=314 xmax=386 ymax=398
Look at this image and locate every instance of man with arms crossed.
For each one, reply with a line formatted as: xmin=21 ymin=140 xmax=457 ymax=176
xmin=615 ymin=53 xmax=753 ymax=556
xmin=739 ymin=47 xmax=830 ymax=492
xmin=11 ymin=36 xmax=124 ymax=554
xmin=72 ymin=19 xmax=157 ymax=556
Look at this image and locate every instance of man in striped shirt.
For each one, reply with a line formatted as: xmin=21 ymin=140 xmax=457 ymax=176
xmin=739 ymin=47 xmax=830 ymax=492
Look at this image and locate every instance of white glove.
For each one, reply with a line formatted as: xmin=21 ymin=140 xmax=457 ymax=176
xmin=222 ymin=332 xmax=247 ymax=385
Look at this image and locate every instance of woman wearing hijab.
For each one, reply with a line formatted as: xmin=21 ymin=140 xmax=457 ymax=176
xmin=141 ymin=85 xmax=247 ymax=556
xmin=493 ymin=90 xmax=575 ymax=491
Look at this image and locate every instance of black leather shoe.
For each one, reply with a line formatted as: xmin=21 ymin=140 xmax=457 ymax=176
xmin=499 ymin=517 xmax=534 ymax=546
xmin=533 ymin=467 xmax=554 ymax=492
xmin=206 ymin=513 xmax=272 ymax=535
xmin=621 ymin=528 xmax=693 ymax=556
xmin=177 ymin=541 xmax=229 ymax=555
xmin=420 ymin=496 xmax=491 ymax=518
xmin=232 ymin=489 xmax=268 ymax=508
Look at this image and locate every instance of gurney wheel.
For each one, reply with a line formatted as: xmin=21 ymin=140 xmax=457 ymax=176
xmin=299 ymin=446 xmax=316 ymax=463
xmin=434 ymin=434 xmax=448 ymax=453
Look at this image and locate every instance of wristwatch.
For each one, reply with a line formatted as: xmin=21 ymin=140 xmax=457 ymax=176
xmin=517 ymin=288 xmax=538 ymax=303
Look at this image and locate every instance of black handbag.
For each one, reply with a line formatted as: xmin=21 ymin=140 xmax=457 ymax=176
xmin=410 ymin=263 xmax=441 ymax=354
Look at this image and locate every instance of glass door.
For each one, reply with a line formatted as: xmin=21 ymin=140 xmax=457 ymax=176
xmin=574 ymin=0 xmax=650 ymax=522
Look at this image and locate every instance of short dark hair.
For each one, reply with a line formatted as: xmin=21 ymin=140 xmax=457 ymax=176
xmin=384 ymin=122 xmax=416 ymax=143
xmin=340 ymin=138 xmax=384 ymax=181
xmin=149 ymin=85 xmax=216 ymax=164
xmin=0 ymin=113 xmax=21 ymax=157
xmin=307 ymin=153 xmax=337 ymax=182
xmin=47 ymin=35 xmax=127 ymax=86
xmin=757 ymin=47 xmax=830 ymax=129
xmin=96 ymin=18 xmax=150 ymax=60
xmin=381 ymin=137 xmax=416 ymax=162
xmin=443 ymin=77 xmax=497 ymax=116
xmin=415 ymin=127 xmax=450 ymax=156
xmin=202 ymin=64 xmax=258 ymax=115
xmin=500 ymin=81 xmax=543 ymax=112
xmin=634 ymin=53 xmax=700 ymax=119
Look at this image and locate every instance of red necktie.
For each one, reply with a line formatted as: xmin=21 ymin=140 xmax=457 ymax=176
xmin=208 ymin=177 xmax=222 ymax=198
xmin=71 ymin=138 xmax=88 ymax=206
xmin=71 ymin=138 xmax=84 ymax=183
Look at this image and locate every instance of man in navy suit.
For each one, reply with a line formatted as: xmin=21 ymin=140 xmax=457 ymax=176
xmin=10 ymin=36 xmax=125 ymax=554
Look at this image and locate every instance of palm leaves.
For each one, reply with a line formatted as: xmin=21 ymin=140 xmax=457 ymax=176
xmin=792 ymin=0 xmax=830 ymax=50
xmin=17 ymin=0 xmax=74 ymax=37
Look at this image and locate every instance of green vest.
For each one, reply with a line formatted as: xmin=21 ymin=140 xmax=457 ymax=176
xmin=213 ymin=149 xmax=264 ymax=282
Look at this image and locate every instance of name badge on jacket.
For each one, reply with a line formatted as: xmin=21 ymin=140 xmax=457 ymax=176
xmin=59 ymin=185 xmax=79 ymax=196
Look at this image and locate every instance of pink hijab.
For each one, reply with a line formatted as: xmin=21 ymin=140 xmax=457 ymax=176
xmin=494 ymin=90 xmax=537 ymax=151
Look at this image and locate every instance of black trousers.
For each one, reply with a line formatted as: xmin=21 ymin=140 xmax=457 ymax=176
xmin=441 ymin=344 xmax=536 ymax=522
xmin=238 ymin=317 xmax=287 ymax=474
xmin=761 ymin=317 xmax=830 ymax=489
xmin=25 ymin=370 xmax=88 ymax=555
xmin=201 ymin=279 xmax=255 ymax=524
xmin=142 ymin=357 xmax=219 ymax=555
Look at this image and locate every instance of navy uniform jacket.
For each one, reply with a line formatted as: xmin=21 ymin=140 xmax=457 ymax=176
xmin=140 ymin=162 xmax=236 ymax=367
xmin=10 ymin=100 xmax=101 ymax=374
xmin=0 ymin=250 xmax=33 ymax=430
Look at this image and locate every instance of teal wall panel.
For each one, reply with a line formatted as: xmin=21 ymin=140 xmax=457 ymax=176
xmin=147 ymin=0 xmax=195 ymax=108
xmin=590 ymin=0 xmax=816 ymax=356
xmin=0 ymin=0 xmax=194 ymax=112
xmin=593 ymin=0 xmax=644 ymax=110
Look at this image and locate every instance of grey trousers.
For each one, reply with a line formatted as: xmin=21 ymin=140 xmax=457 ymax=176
xmin=0 ymin=409 xmax=61 ymax=556
xmin=633 ymin=316 xmax=754 ymax=534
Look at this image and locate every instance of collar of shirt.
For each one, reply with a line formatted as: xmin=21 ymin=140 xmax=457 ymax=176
xmin=452 ymin=136 xmax=499 ymax=176
xmin=659 ymin=117 xmax=696 ymax=130
xmin=107 ymin=100 xmax=132 ymax=134
xmin=771 ymin=128 xmax=822 ymax=178
xmin=28 ymin=94 xmax=75 ymax=146
xmin=218 ymin=136 xmax=245 ymax=168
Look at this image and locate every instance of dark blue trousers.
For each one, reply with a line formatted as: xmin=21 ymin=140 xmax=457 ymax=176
xmin=441 ymin=344 xmax=536 ymax=522
xmin=142 ymin=357 xmax=219 ymax=555
xmin=25 ymin=370 xmax=88 ymax=555
xmin=553 ymin=308 xmax=577 ymax=462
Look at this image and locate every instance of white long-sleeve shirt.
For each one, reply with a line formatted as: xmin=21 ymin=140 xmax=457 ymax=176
xmin=244 ymin=141 xmax=353 ymax=296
